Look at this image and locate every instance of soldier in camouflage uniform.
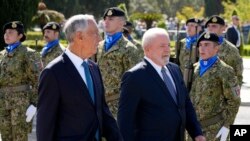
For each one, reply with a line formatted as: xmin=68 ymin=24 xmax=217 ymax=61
xmin=123 ymin=21 xmax=143 ymax=57
xmin=96 ymin=7 xmax=141 ymax=118
xmin=190 ymin=32 xmax=241 ymax=141
xmin=0 ymin=21 xmax=41 ymax=141
xmin=178 ymin=18 xmax=202 ymax=74
xmin=41 ymin=22 xmax=64 ymax=67
xmin=205 ymin=15 xmax=243 ymax=85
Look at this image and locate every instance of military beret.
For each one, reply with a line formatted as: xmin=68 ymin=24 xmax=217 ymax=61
xmin=186 ymin=18 xmax=202 ymax=25
xmin=3 ymin=21 xmax=26 ymax=42
xmin=123 ymin=21 xmax=133 ymax=33
xmin=197 ymin=32 xmax=220 ymax=47
xmin=125 ymin=21 xmax=133 ymax=27
xmin=205 ymin=15 xmax=225 ymax=28
xmin=43 ymin=22 xmax=60 ymax=32
xmin=103 ymin=7 xmax=125 ymax=19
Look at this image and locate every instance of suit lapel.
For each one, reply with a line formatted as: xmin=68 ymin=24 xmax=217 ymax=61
xmin=144 ymin=59 xmax=177 ymax=106
xmin=62 ymin=53 xmax=94 ymax=105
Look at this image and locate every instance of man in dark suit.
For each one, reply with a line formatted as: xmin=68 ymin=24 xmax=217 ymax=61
xmin=117 ymin=28 xmax=205 ymax=141
xmin=36 ymin=14 xmax=122 ymax=141
xmin=226 ymin=15 xmax=241 ymax=49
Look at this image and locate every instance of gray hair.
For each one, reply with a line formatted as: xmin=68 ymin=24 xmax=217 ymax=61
xmin=141 ymin=28 xmax=170 ymax=49
xmin=63 ymin=14 xmax=96 ymax=42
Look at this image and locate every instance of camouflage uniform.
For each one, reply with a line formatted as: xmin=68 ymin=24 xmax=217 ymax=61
xmin=41 ymin=43 xmax=64 ymax=67
xmin=218 ymin=39 xmax=243 ymax=85
xmin=190 ymin=59 xmax=241 ymax=141
xmin=130 ymin=39 xmax=144 ymax=58
xmin=178 ymin=39 xmax=198 ymax=74
xmin=0 ymin=45 xmax=41 ymax=141
xmin=97 ymin=36 xmax=141 ymax=118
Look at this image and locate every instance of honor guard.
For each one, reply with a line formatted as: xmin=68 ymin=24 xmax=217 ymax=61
xmin=178 ymin=18 xmax=202 ymax=74
xmin=190 ymin=32 xmax=241 ymax=141
xmin=205 ymin=15 xmax=243 ymax=85
xmin=123 ymin=21 xmax=143 ymax=58
xmin=96 ymin=7 xmax=141 ymax=117
xmin=41 ymin=22 xmax=64 ymax=67
xmin=0 ymin=21 xmax=41 ymax=141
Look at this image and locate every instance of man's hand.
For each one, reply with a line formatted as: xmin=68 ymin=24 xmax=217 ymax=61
xmin=26 ymin=104 xmax=37 ymax=122
xmin=195 ymin=135 xmax=206 ymax=141
xmin=215 ymin=126 xmax=229 ymax=141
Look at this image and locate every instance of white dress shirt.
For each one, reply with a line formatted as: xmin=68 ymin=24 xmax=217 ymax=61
xmin=144 ymin=56 xmax=176 ymax=91
xmin=65 ymin=48 xmax=88 ymax=85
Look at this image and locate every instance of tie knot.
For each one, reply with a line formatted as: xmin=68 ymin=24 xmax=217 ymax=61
xmin=82 ymin=61 xmax=88 ymax=67
xmin=161 ymin=67 xmax=166 ymax=72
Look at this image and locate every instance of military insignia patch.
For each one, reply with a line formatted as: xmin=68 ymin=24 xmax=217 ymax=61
xmin=12 ymin=22 xmax=17 ymax=28
xmin=212 ymin=17 xmax=217 ymax=23
xmin=52 ymin=24 xmax=56 ymax=29
xmin=107 ymin=10 xmax=113 ymax=16
xmin=204 ymin=33 xmax=210 ymax=39
xmin=232 ymin=85 xmax=240 ymax=97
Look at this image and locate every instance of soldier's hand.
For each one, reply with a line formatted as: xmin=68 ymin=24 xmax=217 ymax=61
xmin=26 ymin=104 xmax=37 ymax=122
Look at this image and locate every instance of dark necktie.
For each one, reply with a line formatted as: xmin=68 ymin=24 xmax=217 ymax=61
xmin=82 ymin=61 xmax=95 ymax=103
xmin=161 ymin=67 xmax=177 ymax=103
xmin=82 ymin=61 xmax=99 ymax=140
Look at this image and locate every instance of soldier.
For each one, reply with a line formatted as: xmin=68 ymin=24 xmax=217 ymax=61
xmin=205 ymin=15 xmax=243 ymax=85
xmin=96 ymin=7 xmax=141 ymax=117
xmin=123 ymin=21 xmax=143 ymax=58
xmin=0 ymin=21 xmax=41 ymax=141
xmin=178 ymin=18 xmax=202 ymax=74
xmin=190 ymin=32 xmax=241 ymax=141
xmin=41 ymin=21 xmax=64 ymax=67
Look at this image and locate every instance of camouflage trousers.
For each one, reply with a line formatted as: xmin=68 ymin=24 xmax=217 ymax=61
xmin=0 ymin=92 xmax=32 ymax=141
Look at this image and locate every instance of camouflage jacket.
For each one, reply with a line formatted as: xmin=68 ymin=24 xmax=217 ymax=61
xmin=41 ymin=43 xmax=64 ymax=67
xmin=190 ymin=59 xmax=241 ymax=128
xmin=0 ymin=44 xmax=42 ymax=105
xmin=218 ymin=39 xmax=243 ymax=85
xmin=178 ymin=38 xmax=198 ymax=74
xmin=96 ymin=36 xmax=141 ymax=101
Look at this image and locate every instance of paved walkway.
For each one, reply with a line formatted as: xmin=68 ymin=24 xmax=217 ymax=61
xmin=234 ymin=58 xmax=250 ymax=124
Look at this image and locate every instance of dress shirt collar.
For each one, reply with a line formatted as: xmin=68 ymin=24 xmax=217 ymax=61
xmin=65 ymin=48 xmax=87 ymax=67
xmin=144 ymin=56 xmax=163 ymax=75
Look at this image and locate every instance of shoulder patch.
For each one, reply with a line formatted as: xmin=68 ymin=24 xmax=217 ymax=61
xmin=231 ymin=85 xmax=240 ymax=97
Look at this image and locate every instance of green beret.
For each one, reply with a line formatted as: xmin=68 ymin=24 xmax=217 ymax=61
xmin=197 ymin=32 xmax=220 ymax=47
xmin=103 ymin=7 xmax=125 ymax=19
xmin=3 ymin=21 xmax=26 ymax=42
xmin=43 ymin=22 xmax=60 ymax=32
xmin=186 ymin=18 xmax=202 ymax=25
xmin=205 ymin=15 xmax=225 ymax=28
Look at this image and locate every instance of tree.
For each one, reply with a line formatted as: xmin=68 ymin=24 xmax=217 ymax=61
xmin=176 ymin=6 xmax=204 ymax=21
xmin=204 ymin=0 xmax=224 ymax=17
xmin=222 ymin=0 xmax=250 ymax=22
xmin=43 ymin=0 xmax=129 ymax=19
xmin=0 ymin=0 xmax=40 ymax=49
xmin=32 ymin=2 xmax=65 ymax=30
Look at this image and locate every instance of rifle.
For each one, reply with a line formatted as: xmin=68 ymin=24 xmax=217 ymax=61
xmin=174 ymin=22 xmax=180 ymax=65
xmin=183 ymin=26 xmax=198 ymax=92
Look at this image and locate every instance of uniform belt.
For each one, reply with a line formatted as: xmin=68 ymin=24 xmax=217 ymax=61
xmin=200 ymin=113 xmax=224 ymax=128
xmin=105 ymin=94 xmax=119 ymax=102
xmin=0 ymin=85 xmax=32 ymax=93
